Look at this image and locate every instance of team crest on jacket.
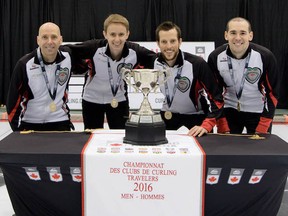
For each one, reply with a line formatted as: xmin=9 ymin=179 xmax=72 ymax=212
xmin=246 ymin=67 xmax=261 ymax=84
xmin=58 ymin=67 xmax=69 ymax=85
xmin=177 ymin=76 xmax=190 ymax=93
xmin=117 ymin=63 xmax=133 ymax=73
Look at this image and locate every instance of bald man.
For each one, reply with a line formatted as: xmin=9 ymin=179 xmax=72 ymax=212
xmin=6 ymin=22 xmax=76 ymax=131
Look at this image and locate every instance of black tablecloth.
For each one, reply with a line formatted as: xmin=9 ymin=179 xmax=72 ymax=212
xmin=0 ymin=132 xmax=288 ymax=216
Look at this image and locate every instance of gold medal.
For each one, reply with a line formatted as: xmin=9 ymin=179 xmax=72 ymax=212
xmin=49 ymin=102 xmax=57 ymax=112
xmin=164 ymin=111 xmax=172 ymax=120
xmin=237 ymin=102 xmax=241 ymax=112
xmin=111 ymin=98 xmax=118 ymax=108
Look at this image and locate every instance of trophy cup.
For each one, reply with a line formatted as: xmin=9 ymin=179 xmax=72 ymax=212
xmin=122 ymin=68 xmax=169 ymax=145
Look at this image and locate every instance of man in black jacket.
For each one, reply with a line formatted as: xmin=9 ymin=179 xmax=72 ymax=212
xmin=6 ymin=22 xmax=75 ymax=131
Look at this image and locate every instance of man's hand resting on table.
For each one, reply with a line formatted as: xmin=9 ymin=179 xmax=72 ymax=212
xmin=188 ymin=126 xmax=208 ymax=137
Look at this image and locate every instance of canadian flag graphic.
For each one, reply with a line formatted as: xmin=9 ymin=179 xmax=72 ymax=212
xmin=23 ymin=167 xmax=41 ymax=181
xmin=206 ymin=168 xmax=222 ymax=185
xmin=47 ymin=167 xmax=63 ymax=182
xmin=249 ymin=169 xmax=267 ymax=184
xmin=228 ymin=168 xmax=245 ymax=185
xmin=70 ymin=167 xmax=82 ymax=182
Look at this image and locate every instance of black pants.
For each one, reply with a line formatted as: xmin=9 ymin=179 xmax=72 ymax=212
xmin=224 ymin=107 xmax=272 ymax=134
xmin=82 ymin=99 xmax=129 ymax=130
xmin=20 ymin=120 xmax=73 ymax=131
xmin=160 ymin=111 xmax=206 ymax=130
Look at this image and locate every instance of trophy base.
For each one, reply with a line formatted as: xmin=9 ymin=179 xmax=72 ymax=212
xmin=123 ymin=120 xmax=168 ymax=146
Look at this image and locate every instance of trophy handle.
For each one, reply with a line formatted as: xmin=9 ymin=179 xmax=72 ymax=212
xmin=121 ymin=68 xmax=139 ymax=92
xmin=122 ymin=68 xmax=170 ymax=94
xmin=153 ymin=69 xmax=170 ymax=92
xmin=158 ymin=69 xmax=170 ymax=85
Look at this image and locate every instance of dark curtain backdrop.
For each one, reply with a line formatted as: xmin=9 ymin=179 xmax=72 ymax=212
xmin=1 ymin=0 xmax=288 ymax=108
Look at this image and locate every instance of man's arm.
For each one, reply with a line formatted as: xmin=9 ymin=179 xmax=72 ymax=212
xmin=6 ymin=61 xmax=28 ymax=131
xmin=256 ymin=50 xmax=279 ymax=133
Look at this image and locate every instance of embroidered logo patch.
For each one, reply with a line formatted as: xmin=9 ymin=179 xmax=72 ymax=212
xmin=246 ymin=67 xmax=261 ymax=84
xmin=58 ymin=67 xmax=69 ymax=85
xmin=177 ymin=76 xmax=190 ymax=93
xmin=117 ymin=63 xmax=133 ymax=73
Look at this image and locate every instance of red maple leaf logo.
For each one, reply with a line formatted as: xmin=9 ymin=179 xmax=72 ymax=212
xmin=52 ymin=173 xmax=61 ymax=180
xmin=230 ymin=177 xmax=239 ymax=182
xmin=252 ymin=177 xmax=260 ymax=182
xmin=208 ymin=176 xmax=217 ymax=182
xmin=30 ymin=173 xmax=39 ymax=179
xmin=75 ymin=175 xmax=82 ymax=180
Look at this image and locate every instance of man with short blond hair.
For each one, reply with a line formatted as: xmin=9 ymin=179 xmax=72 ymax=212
xmin=67 ymin=14 xmax=156 ymax=130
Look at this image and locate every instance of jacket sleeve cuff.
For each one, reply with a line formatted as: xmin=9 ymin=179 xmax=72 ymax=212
xmin=216 ymin=117 xmax=230 ymax=133
xmin=201 ymin=118 xmax=216 ymax=133
xmin=256 ymin=117 xmax=272 ymax=133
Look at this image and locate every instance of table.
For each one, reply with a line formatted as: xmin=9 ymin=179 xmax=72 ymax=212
xmin=0 ymin=131 xmax=288 ymax=216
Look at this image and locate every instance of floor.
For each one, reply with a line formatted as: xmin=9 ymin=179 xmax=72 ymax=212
xmin=0 ymin=119 xmax=288 ymax=215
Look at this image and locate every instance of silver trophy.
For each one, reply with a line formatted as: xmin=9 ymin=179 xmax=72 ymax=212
xmin=122 ymin=68 xmax=169 ymax=145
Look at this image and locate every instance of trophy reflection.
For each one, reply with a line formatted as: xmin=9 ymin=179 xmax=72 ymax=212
xmin=122 ymin=68 xmax=169 ymax=145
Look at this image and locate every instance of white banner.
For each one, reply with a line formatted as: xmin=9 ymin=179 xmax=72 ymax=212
xmin=82 ymin=130 xmax=205 ymax=216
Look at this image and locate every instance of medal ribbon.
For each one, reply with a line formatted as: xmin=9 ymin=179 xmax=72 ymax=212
xmin=164 ymin=66 xmax=183 ymax=108
xmin=227 ymin=52 xmax=251 ymax=101
xmin=107 ymin=58 xmax=124 ymax=97
xmin=37 ymin=47 xmax=60 ymax=101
